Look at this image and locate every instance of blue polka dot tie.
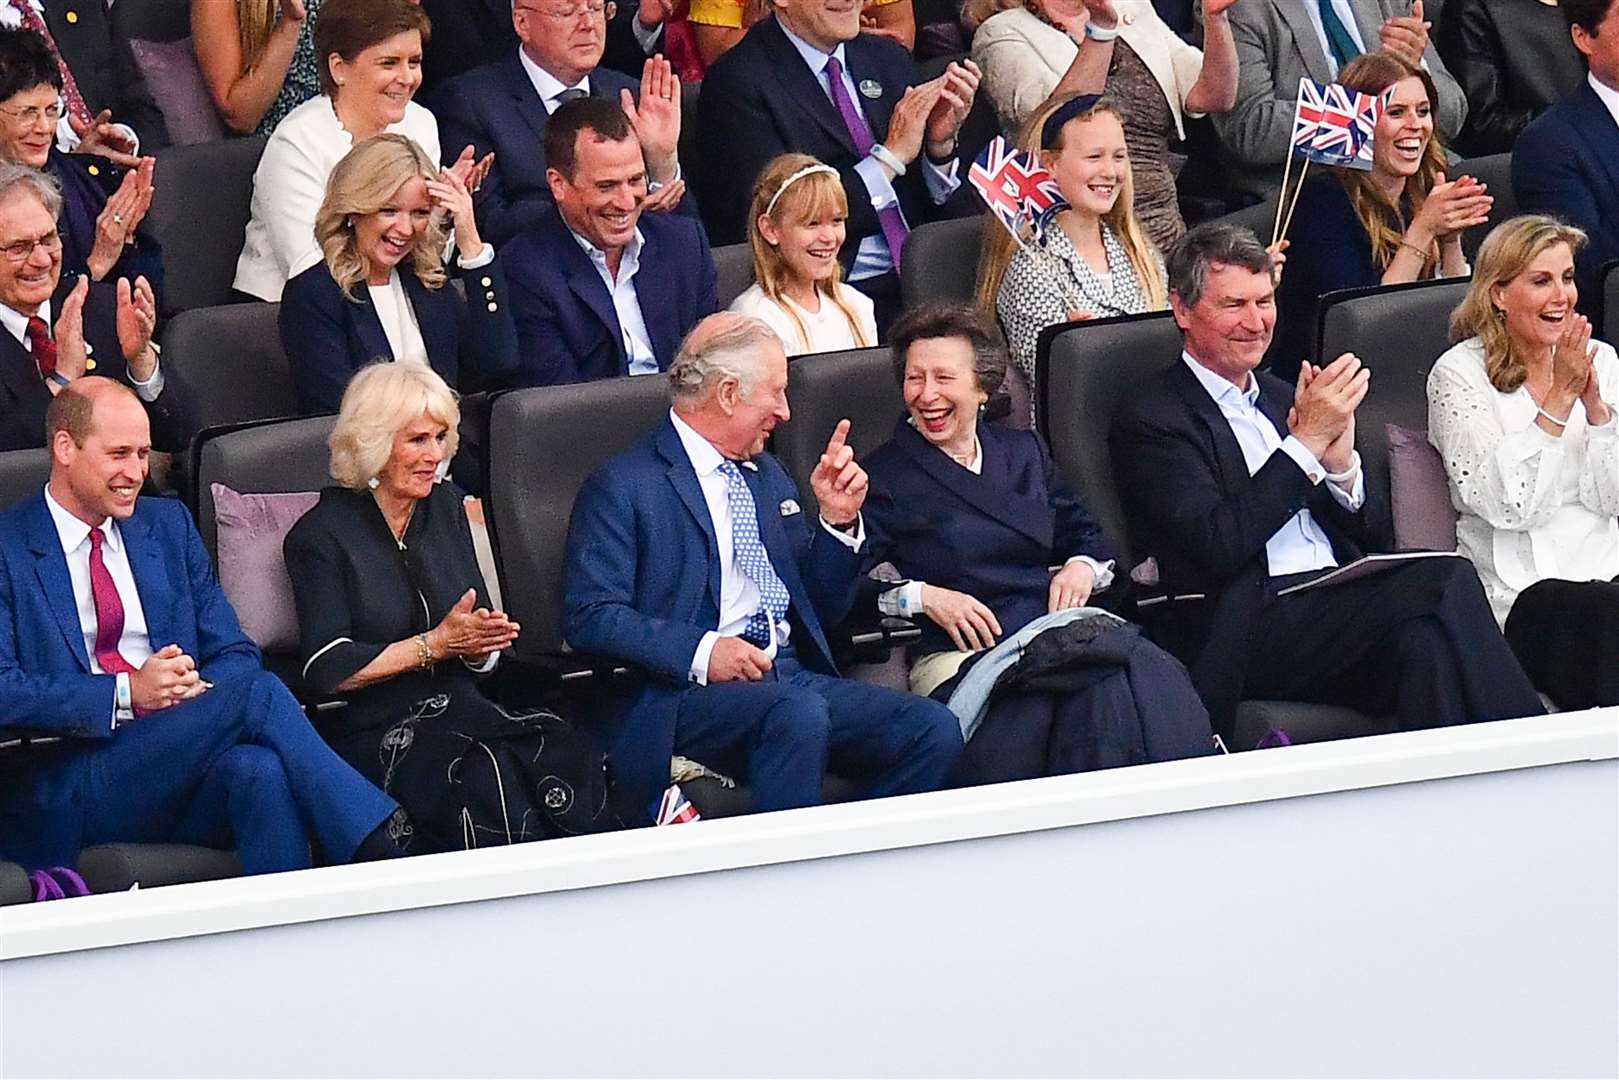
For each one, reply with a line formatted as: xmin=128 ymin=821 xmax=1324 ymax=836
xmin=719 ymin=460 xmax=790 ymax=647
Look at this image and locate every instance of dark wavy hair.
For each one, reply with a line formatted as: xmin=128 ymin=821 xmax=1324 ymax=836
xmin=0 ymin=28 xmax=61 ymax=104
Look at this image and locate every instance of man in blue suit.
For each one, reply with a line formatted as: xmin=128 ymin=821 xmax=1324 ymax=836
xmin=1513 ymin=0 xmax=1619 ymax=319
xmin=564 ymin=312 xmax=961 ymax=818
xmin=0 ymin=378 xmax=406 ymax=873
xmin=501 ymin=97 xmax=717 ymax=387
xmin=431 ymin=0 xmax=680 ymax=246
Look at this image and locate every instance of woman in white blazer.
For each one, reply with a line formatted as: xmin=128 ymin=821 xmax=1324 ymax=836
xmin=969 ymin=0 xmax=1237 ymax=250
xmin=1428 ymin=216 xmax=1619 ymax=709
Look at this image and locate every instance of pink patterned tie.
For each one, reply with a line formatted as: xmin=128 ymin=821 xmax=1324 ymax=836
xmin=9 ymin=0 xmax=93 ymax=128
xmin=87 ymin=527 xmax=137 ymax=678
xmin=823 ymin=55 xmax=910 ymax=270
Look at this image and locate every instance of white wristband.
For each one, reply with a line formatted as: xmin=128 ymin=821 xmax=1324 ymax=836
xmin=870 ymin=143 xmax=907 ymax=177
xmin=1083 ymin=20 xmax=1120 ymax=41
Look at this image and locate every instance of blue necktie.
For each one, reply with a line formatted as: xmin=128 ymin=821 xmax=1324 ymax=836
xmin=719 ymin=460 xmax=790 ymax=647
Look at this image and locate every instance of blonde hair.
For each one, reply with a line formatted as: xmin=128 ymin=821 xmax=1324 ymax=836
xmin=328 ymin=362 xmax=461 ymax=489
xmin=746 ymin=153 xmax=873 ymax=353
xmin=315 ymin=134 xmax=448 ymax=297
xmin=1334 ymin=52 xmax=1450 ymax=276
xmin=973 ymin=93 xmax=1167 ymax=314
xmin=1449 ymin=215 xmax=1588 ymax=393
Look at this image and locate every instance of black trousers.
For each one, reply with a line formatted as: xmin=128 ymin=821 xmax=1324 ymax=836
xmin=1505 ymin=576 xmax=1619 ymax=710
xmin=1246 ymin=558 xmax=1545 ymax=731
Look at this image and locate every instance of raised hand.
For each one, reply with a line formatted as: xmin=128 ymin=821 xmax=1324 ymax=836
xmin=116 ymin=276 xmax=159 ymax=377
xmin=1411 ymin=173 xmax=1492 ymax=242
xmin=131 ymin=644 xmax=204 ymax=713
xmin=921 ymin=584 xmax=1001 ymax=652
xmin=810 ymin=418 xmax=868 ymax=527
xmin=88 ymin=157 xmax=156 ymax=280
xmin=1202 ymin=0 xmax=1238 ymax=15
xmin=51 ymin=275 xmax=91 ymax=383
xmin=640 ymin=177 xmax=687 ymax=214
xmin=883 ymin=82 xmax=941 ymax=167
xmin=1047 ymin=559 xmax=1096 ymax=613
xmin=637 ymin=0 xmax=668 ymax=26
xmin=427 ymin=588 xmax=521 ymax=659
xmin=1549 ymin=312 xmax=1595 ymax=410
xmin=1580 ymin=352 xmax=1612 ymax=427
xmin=623 ymin=56 xmax=681 ymax=178
xmin=426 ymin=168 xmax=483 ymax=259
xmin=708 ymin=635 xmax=772 ymax=682
xmin=1266 ymin=237 xmax=1289 ymax=286
xmin=445 ymin=145 xmax=495 ymax=194
xmin=1288 ymin=352 xmax=1369 ymax=465
xmin=923 ymin=59 xmax=980 ymax=157
xmin=1379 ymin=0 xmax=1431 ymax=69
xmin=70 ymin=109 xmax=141 ymax=168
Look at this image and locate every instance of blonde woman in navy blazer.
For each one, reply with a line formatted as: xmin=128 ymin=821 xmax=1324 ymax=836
xmin=279 ymin=133 xmax=518 ymax=416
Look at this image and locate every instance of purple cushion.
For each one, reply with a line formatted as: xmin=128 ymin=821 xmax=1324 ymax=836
xmin=1386 ymin=423 xmax=1459 ymax=552
xmin=211 ymin=485 xmax=319 ymax=651
xmin=128 ymin=38 xmax=227 ymax=146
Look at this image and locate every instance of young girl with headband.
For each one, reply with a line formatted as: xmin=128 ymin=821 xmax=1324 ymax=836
xmin=730 ymin=153 xmax=879 ymax=357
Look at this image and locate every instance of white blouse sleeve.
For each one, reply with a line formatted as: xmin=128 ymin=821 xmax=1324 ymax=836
xmin=1427 ymin=345 xmax=1571 ymax=532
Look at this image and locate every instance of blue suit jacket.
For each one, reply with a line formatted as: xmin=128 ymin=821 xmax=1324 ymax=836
xmin=501 ymin=209 xmax=718 ymax=387
xmin=863 ymin=420 xmax=1113 ymax=656
xmin=0 ymin=494 xmax=261 ymax=863
xmin=433 ymin=53 xmax=639 ymax=247
xmin=1513 ymin=81 xmax=1619 ymax=318
xmin=278 ymin=256 xmax=519 ymax=414
xmin=562 ymin=416 xmax=861 ymax=805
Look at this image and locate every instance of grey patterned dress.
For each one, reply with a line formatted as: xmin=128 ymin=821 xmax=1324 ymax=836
xmin=996 ymin=221 xmax=1164 ymax=427
xmin=256 ymin=0 xmax=325 ymax=137
xmin=1107 ymin=40 xmax=1185 ymax=254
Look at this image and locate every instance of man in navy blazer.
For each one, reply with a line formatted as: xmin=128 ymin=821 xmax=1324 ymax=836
xmin=0 ymin=379 xmax=405 ymax=872
xmin=431 ymin=0 xmax=681 ymax=246
xmin=501 ymin=98 xmax=717 ymax=387
xmin=1513 ymin=0 xmax=1619 ymax=319
xmin=694 ymin=0 xmax=981 ymax=325
xmin=564 ymin=312 xmax=961 ymax=818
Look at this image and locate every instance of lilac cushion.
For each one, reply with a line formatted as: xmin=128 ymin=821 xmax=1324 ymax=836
xmin=1386 ymin=423 xmax=1459 ymax=552
xmin=211 ymin=485 xmax=319 ymax=651
xmin=128 ymin=38 xmax=227 ymax=146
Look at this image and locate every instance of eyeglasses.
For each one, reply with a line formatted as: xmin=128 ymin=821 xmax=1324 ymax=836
xmin=516 ymin=0 xmax=615 ymax=21
xmin=0 ymin=102 xmax=63 ymax=128
xmin=0 ymin=230 xmax=62 ymax=263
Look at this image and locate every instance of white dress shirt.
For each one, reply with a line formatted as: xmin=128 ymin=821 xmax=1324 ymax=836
xmin=1300 ymin=0 xmax=1369 ymax=77
xmin=364 ymin=242 xmax=495 ymax=367
xmin=668 ymin=410 xmax=864 ymax=684
xmin=518 ymin=49 xmax=592 ymax=114
xmin=1183 ymin=354 xmax=1364 ymax=577
xmin=0 ymin=298 xmax=163 ymax=400
xmin=43 ymin=484 xmax=153 ymax=723
xmin=776 ymin=18 xmax=960 ymax=281
xmin=1589 ymin=70 xmax=1619 ymax=129
xmin=571 ymin=225 xmax=659 ymax=375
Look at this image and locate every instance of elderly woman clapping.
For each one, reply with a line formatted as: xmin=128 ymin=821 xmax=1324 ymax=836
xmin=1428 ymin=215 xmax=1619 ymax=709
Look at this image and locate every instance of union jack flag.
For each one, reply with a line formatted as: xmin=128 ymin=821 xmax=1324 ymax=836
xmin=655 ymin=784 xmax=701 ymax=826
xmin=1291 ymin=78 xmax=1384 ymax=170
xmin=968 ymin=136 xmax=1069 ymax=239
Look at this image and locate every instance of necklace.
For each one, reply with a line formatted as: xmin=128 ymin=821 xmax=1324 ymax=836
xmin=373 ymin=491 xmax=416 ymax=549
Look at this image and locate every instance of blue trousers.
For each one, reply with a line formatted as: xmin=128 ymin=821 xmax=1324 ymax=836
xmin=77 ymin=670 xmax=398 ymax=873
xmin=672 ymin=651 xmax=962 ymax=812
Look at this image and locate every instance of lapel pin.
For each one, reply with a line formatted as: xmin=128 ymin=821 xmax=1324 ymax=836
xmin=858 ymin=79 xmax=883 ymax=100
xmin=1121 ymin=10 xmax=1135 ymax=24
xmin=780 ymin=499 xmax=801 ymax=516
xmin=740 ymin=459 xmax=759 ymax=471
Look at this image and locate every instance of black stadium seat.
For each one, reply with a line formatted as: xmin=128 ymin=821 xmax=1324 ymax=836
xmin=712 ymin=242 xmax=756 ymax=310
xmin=1210 ymin=197 xmax=1280 ymax=247
xmin=1037 ymin=315 xmax=1391 ymax=749
xmin=900 ymin=216 xmax=985 ymax=311
xmin=149 ymin=136 xmax=268 ymax=315
xmin=1456 ymin=152 xmax=1515 ymax=259
xmin=0 ymin=447 xmax=50 ymax=509
xmin=160 ymin=302 xmax=297 ymax=448
xmin=1314 ymin=278 xmax=1470 ymax=512
xmin=772 ymin=346 xmax=903 ymax=518
xmin=192 ymin=414 xmax=337 ymax=562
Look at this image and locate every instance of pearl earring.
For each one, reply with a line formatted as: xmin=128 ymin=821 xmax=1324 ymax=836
xmin=367 ymin=476 xmax=379 ymax=490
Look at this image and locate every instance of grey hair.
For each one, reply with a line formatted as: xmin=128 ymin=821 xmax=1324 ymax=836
xmin=0 ymin=162 xmax=62 ymax=219
xmin=669 ymin=312 xmax=781 ymax=403
xmin=1167 ymin=221 xmax=1272 ymax=308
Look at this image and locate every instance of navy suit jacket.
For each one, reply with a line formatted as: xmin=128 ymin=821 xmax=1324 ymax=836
xmin=278 ymin=256 xmax=519 ymax=414
xmin=695 ymin=16 xmax=968 ymax=253
xmin=1269 ymin=174 xmax=1382 ymax=380
xmin=0 ymin=276 xmax=183 ymax=453
xmin=1513 ymin=81 xmax=1619 ymax=319
xmin=863 ymin=420 xmax=1113 ymax=656
xmin=563 ymin=415 xmax=862 ymax=806
xmin=1109 ymin=361 xmax=1390 ymax=726
xmin=433 ymin=53 xmax=639 ymax=246
xmin=0 ymin=494 xmax=261 ymax=864
xmin=501 ymin=209 xmax=718 ymax=386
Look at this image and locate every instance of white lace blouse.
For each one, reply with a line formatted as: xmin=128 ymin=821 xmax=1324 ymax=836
xmin=1426 ymin=336 xmax=1619 ymax=624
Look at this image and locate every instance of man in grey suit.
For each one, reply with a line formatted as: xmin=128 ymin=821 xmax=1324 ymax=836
xmin=1213 ymin=0 xmax=1467 ymax=199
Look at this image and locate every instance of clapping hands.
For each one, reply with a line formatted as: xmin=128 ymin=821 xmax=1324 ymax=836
xmin=428 ymin=589 xmax=521 ymax=661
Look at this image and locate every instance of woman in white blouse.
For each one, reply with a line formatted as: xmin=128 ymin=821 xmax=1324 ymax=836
xmin=729 ymin=153 xmax=877 ymax=357
xmin=278 ymin=134 xmax=517 ymax=425
xmin=1428 ymin=215 xmax=1619 ymax=709
xmin=234 ymin=0 xmax=487 ymax=302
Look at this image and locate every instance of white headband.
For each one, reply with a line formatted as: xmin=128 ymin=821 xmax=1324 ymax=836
xmin=764 ymin=164 xmax=840 ymax=218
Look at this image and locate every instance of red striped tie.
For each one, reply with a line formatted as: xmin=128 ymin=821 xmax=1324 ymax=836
xmin=26 ymin=315 xmax=55 ymax=379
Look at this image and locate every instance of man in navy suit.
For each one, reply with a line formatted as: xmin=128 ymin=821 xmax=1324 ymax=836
xmin=694 ymin=0 xmax=981 ymax=328
xmin=432 ymin=0 xmax=681 ymax=246
xmin=564 ymin=312 xmax=961 ymax=818
xmin=421 ymin=0 xmax=667 ymax=98
xmin=1109 ymin=223 xmax=1543 ymax=741
xmin=0 ymin=378 xmax=406 ymax=872
xmin=501 ymin=97 xmax=717 ymax=386
xmin=1513 ymin=0 xmax=1619 ymax=319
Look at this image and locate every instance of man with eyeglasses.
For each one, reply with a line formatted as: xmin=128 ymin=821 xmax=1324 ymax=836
xmin=0 ymin=163 xmax=176 ymax=454
xmin=433 ymin=0 xmax=684 ymax=247
xmin=421 ymin=0 xmax=667 ymax=97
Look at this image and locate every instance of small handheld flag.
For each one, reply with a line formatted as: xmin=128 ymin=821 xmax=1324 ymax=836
xmin=968 ymin=136 xmax=1069 ymax=240
xmin=655 ymin=783 xmax=701 ymax=826
xmin=1273 ymin=78 xmax=1388 ymax=248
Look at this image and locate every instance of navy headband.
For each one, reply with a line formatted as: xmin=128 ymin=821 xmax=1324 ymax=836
xmin=1040 ymin=94 xmax=1105 ymax=149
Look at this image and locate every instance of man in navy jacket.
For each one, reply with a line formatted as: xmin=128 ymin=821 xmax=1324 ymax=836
xmin=1513 ymin=0 xmax=1619 ymax=318
xmin=501 ymin=98 xmax=716 ymax=387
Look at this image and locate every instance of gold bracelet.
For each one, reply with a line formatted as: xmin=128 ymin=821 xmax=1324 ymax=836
xmin=1398 ymin=239 xmax=1431 ymax=259
xmin=415 ymin=633 xmax=434 ymax=669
